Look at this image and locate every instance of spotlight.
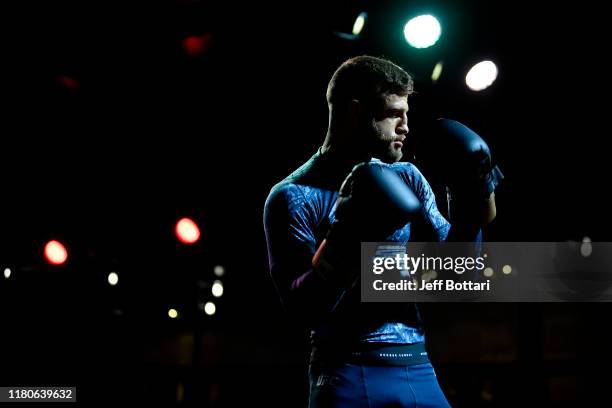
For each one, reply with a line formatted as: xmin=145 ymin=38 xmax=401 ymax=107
xmin=466 ymin=60 xmax=498 ymax=91
xmin=404 ymin=15 xmax=441 ymax=49
xmin=175 ymin=217 xmax=201 ymax=244
xmin=44 ymin=240 xmax=68 ymax=265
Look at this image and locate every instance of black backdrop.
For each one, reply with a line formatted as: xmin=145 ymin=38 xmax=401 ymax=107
xmin=1 ymin=1 xmax=610 ymax=406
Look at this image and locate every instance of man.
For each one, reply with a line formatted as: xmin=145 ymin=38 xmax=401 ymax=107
xmin=264 ymin=56 xmax=501 ymax=407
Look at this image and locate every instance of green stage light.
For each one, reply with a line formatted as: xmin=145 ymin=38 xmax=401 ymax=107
xmin=404 ymin=15 xmax=441 ymax=49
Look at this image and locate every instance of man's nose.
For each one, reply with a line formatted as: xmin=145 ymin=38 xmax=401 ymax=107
xmin=397 ymin=121 xmax=409 ymax=135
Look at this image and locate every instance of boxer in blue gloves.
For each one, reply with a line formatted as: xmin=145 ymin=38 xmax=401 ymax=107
xmin=264 ymin=56 xmax=503 ymax=407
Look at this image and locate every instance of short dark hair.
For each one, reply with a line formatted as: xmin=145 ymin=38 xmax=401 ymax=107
xmin=326 ymin=56 xmax=413 ymax=107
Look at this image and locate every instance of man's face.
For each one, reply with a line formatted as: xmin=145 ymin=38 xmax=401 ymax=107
xmin=366 ymin=93 xmax=409 ymax=163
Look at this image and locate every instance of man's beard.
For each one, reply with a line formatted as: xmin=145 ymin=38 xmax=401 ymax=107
xmin=369 ymin=121 xmax=403 ymax=163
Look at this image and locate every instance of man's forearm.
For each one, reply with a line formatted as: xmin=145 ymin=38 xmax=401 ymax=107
xmin=271 ymin=260 xmax=349 ymax=327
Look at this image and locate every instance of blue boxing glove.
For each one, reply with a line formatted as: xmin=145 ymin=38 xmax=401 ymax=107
xmin=313 ymin=161 xmax=422 ymax=286
xmin=416 ymin=118 xmax=504 ymax=237
xmin=424 ymin=118 xmax=504 ymax=200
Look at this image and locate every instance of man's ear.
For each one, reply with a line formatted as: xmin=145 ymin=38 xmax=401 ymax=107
xmin=349 ymin=99 xmax=364 ymax=120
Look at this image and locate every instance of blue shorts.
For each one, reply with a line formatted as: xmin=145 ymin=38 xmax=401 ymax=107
xmin=308 ymin=361 xmax=451 ymax=408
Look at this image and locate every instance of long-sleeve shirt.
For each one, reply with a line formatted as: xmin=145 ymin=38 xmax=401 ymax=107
xmin=264 ymin=149 xmax=451 ymax=348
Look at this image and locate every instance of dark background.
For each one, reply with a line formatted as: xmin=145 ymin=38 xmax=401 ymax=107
xmin=1 ymin=0 xmax=610 ymax=406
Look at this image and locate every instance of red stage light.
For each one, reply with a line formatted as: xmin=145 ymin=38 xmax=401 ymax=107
xmin=58 ymin=75 xmax=79 ymax=90
xmin=44 ymin=240 xmax=68 ymax=265
xmin=182 ymin=33 xmax=212 ymax=56
xmin=176 ymin=217 xmax=201 ymax=244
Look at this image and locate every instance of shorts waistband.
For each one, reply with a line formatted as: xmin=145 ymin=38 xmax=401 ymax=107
xmin=311 ymin=343 xmax=429 ymax=366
